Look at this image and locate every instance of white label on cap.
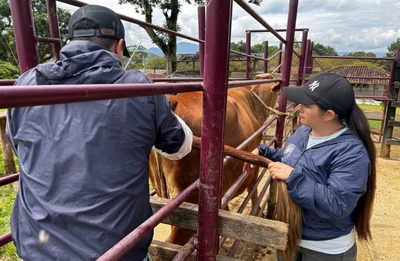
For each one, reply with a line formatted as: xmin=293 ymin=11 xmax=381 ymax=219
xmin=309 ymin=80 xmax=320 ymax=91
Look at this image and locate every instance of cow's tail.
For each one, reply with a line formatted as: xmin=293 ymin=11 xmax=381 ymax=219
xmin=273 ymin=181 xmax=303 ymax=261
xmin=149 ymin=150 xmax=169 ymax=199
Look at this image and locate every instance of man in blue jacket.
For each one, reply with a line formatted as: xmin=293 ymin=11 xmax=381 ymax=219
xmin=6 ymin=5 xmax=192 ymax=261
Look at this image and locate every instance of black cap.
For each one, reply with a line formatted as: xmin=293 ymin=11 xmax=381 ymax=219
xmin=283 ymin=72 xmax=355 ymax=117
xmin=68 ymin=5 xmax=130 ymax=57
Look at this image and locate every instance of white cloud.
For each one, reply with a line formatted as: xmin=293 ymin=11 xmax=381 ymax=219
xmin=58 ymin=0 xmax=400 ymax=53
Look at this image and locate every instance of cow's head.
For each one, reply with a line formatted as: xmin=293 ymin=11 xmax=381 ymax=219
xmin=251 ymin=73 xmax=281 ymax=109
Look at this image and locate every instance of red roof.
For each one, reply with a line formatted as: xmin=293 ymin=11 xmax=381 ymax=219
xmin=327 ymin=66 xmax=389 ymax=84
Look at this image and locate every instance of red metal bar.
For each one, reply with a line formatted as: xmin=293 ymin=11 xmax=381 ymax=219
xmin=269 ymin=49 xmax=283 ymax=61
xmin=10 ymin=0 xmax=39 ymax=73
xmin=172 ymin=235 xmax=197 ymax=261
xmin=152 ymin=78 xmax=203 ymax=82
xmin=0 ymin=173 xmax=20 ymax=186
xmin=246 ymin=32 xmax=251 ymax=79
xmin=230 ymin=50 xmax=268 ymax=61
xmin=46 ymin=0 xmax=62 ymax=60
xmin=58 ymin=0 xmax=203 ymax=44
xmin=313 ymin=55 xmax=394 ymax=61
xmin=0 ymin=83 xmax=203 ymax=109
xmin=309 ymin=41 xmax=314 ymax=73
xmin=97 ymin=182 xmax=199 ymax=261
xmin=277 ymin=42 xmax=283 ymax=73
xmin=198 ymin=6 xmax=205 ymax=78
xmin=0 ymin=80 xmax=16 ymax=86
xmin=247 ymin=28 xmax=309 ymax=33
xmin=197 ymin=0 xmax=233 ymax=259
xmin=234 ymin=0 xmax=285 ymax=43
xmin=0 ymin=232 xmax=12 ymax=247
xmin=36 ymin=37 xmax=61 ymax=44
xmin=227 ymin=79 xmax=282 ymax=88
xmin=275 ymin=0 xmax=299 ymax=148
xmin=264 ymin=41 xmax=269 ymax=73
xmin=297 ymin=30 xmax=308 ymax=85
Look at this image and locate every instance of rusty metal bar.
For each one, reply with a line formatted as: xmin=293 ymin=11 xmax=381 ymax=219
xmin=46 ymin=0 xmax=62 ymax=59
xmin=0 ymin=83 xmax=203 ymax=109
xmin=36 ymin=36 xmax=60 ymax=44
xmin=10 ymin=0 xmax=39 ymax=72
xmin=313 ymin=55 xmax=394 ymax=61
xmin=275 ymin=0 xmax=299 ymax=148
xmin=297 ymin=30 xmax=308 ymax=86
xmin=0 ymin=232 xmax=12 ymax=247
xmin=264 ymin=41 xmax=269 ymax=73
xmin=97 ymin=182 xmax=199 ymax=261
xmin=57 ymin=0 xmax=203 ymax=44
xmin=230 ymin=50 xmax=269 ymax=62
xmin=246 ymin=32 xmax=251 ymax=79
xmin=0 ymin=80 xmax=16 ymax=86
xmin=0 ymin=173 xmax=20 ymax=186
xmin=197 ymin=0 xmax=233 ymax=259
xmin=198 ymin=6 xmax=205 ymax=77
xmin=234 ymin=0 xmax=285 ymax=43
xmin=247 ymin=28 xmax=308 ymax=33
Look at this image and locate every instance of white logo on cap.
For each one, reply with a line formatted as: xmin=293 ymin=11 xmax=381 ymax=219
xmin=309 ymin=80 xmax=320 ymax=91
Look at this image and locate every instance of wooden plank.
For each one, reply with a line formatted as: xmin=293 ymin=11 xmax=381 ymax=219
xmin=388 ymin=120 xmax=400 ymax=127
xmin=149 ymin=240 xmax=241 ymax=261
xmin=386 ymin=139 xmax=400 ymax=145
xmin=150 ymin=197 xmax=288 ymax=250
xmin=0 ymin=113 xmax=17 ymax=175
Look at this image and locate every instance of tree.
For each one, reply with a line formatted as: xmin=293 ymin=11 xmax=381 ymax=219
xmin=147 ymin=57 xmax=167 ymax=70
xmin=230 ymin=40 xmax=246 ymax=53
xmin=313 ymin=43 xmax=338 ymax=56
xmin=119 ymin=0 xmax=263 ymax=75
xmin=0 ymin=61 xmax=19 ymax=79
xmin=345 ymin=51 xmax=376 ymax=57
xmin=0 ymin=0 xmax=71 ymax=66
xmin=387 ymin=38 xmax=400 ymax=57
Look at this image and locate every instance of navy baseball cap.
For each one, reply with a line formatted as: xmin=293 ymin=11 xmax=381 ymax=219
xmin=68 ymin=5 xmax=130 ymax=57
xmin=283 ymin=72 xmax=355 ymax=117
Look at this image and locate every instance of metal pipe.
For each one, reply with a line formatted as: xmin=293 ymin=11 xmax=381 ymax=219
xmin=302 ymin=39 xmax=311 ymax=85
xmin=234 ymin=0 xmax=285 ymax=43
xmin=297 ymin=30 xmax=308 ymax=86
xmin=46 ymin=0 xmax=62 ymax=59
xmin=0 ymin=173 xmax=20 ymax=186
xmin=313 ymin=55 xmax=394 ymax=61
xmin=0 ymin=232 xmax=12 ymax=247
xmin=197 ymin=0 xmax=233 ymax=259
xmin=0 ymin=83 xmax=203 ymax=109
xmin=0 ymin=80 xmax=16 ymax=86
xmin=198 ymin=6 xmax=205 ymax=77
xmin=264 ymin=41 xmax=269 ymax=73
xmin=275 ymin=0 xmax=299 ymax=148
xmin=35 ymin=37 xmax=61 ymax=44
xmin=230 ymin=50 xmax=269 ymax=61
xmin=97 ymin=182 xmax=199 ymax=261
xmin=246 ymin=32 xmax=251 ymax=79
xmin=58 ymin=0 xmax=203 ymax=44
xmin=247 ymin=28 xmax=309 ymax=33
xmin=10 ymin=0 xmax=39 ymax=72
xmin=277 ymin=42 xmax=283 ymax=73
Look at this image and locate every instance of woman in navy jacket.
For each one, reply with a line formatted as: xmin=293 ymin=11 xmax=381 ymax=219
xmin=246 ymin=73 xmax=376 ymax=261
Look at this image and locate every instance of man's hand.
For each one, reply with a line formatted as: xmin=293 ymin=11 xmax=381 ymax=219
xmin=268 ymin=162 xmax=293 ymax=181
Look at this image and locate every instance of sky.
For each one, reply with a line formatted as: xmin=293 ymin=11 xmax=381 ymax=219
xmin=58 ymin=0 xmax=400 ymax=53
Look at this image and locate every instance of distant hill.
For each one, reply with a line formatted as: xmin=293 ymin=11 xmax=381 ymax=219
xmin=146 ymin=42 xmax=199 ymax=56
xmin=337 ymin=51 xmax=387 ymax=58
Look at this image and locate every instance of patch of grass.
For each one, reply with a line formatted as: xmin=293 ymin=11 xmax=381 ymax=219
xmin=368 ymin=120 xmax=382 ymax=130
xmin=358 ymin=104 xmax=385 ymax=113
xmin=0 ymin=185 xmax=19 ymax=261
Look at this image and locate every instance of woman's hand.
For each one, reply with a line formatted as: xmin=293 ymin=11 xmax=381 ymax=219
xmin=242 ymin=148 xmax=259 ymax=173
xmin=268 ymin=162 xmax=293 ymax=181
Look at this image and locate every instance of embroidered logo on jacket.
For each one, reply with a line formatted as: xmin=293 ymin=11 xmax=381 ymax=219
xmin=283 ymin=143 xmax=296 ymax=158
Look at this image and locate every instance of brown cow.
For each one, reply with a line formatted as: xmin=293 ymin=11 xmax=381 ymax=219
xmin=149 ymin=74 xmax=281 ymax=245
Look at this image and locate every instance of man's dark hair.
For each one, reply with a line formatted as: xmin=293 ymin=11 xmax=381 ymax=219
xmin=71 ymin=19 xmax=116 ymax=50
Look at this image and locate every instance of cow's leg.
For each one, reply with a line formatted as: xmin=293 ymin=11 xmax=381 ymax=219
xmin=167 ymin=226 xmax=197 ymax=245
xmin=248 ymin=166 xmax=262 ymax=216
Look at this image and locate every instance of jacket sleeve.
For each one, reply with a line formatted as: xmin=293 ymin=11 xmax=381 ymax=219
xmin=258 ymin=144 xmax=284 ymax=162
xmin=285 ymin=148 xmax=370 ymax=220
xmin=153 ymin=95 xmax=192 ymax=160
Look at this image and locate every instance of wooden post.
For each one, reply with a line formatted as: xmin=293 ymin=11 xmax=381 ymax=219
xmin=0 ymin=113 xmax=17 ymax=175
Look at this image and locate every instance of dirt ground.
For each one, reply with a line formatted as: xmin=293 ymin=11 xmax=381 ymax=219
xmin=153 ymin=144 xmax=400 ymax=260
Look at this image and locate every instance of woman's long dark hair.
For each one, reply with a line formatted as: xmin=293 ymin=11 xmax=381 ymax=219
xmin=344 ymin=104 xmax=376 ymax=241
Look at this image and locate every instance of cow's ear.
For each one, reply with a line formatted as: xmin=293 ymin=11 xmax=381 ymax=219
xmin=168 ymin=97 xmax=178 ymax=111
xmin=270 ymin=82 xmax=281 ymax=93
